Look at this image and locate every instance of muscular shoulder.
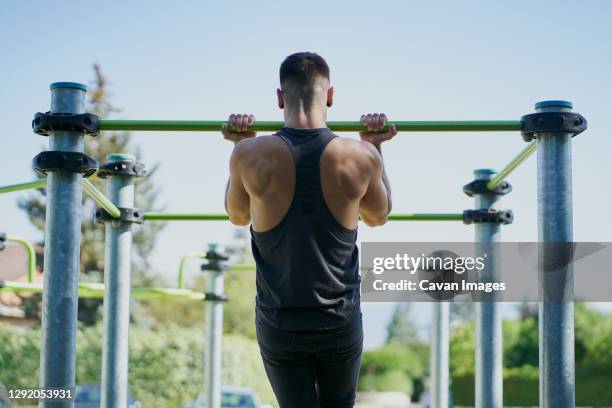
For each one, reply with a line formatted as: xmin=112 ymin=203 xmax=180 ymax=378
xmin=231 ymin=135 xmax=293 ymax=197
xmin=321 ymin=138 xmax=381 ymax=200
xmin=232 ymin=135 xmax=288 ymax=167
xmin=323 ymin=138 xmax=381 ymax=172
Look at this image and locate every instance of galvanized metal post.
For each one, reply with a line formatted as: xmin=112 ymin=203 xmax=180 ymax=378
xmin=202 ymin=244 xmax=226 ymax=408
xmin=536 ymin=100 xmax=575 ymax=407
xmin=472 ymin=169 xmax=503 ymax=408
xmin=430 ymin=301 xmax=449 ymax=408
xmin=39 ymin=82 xmax=87 ymax=407
xmin=100 ymin=154 xmax=138 ymax=408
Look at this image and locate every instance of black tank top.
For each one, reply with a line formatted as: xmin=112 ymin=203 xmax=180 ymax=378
xmin=251 ymin=127 xmax=361 ymax=330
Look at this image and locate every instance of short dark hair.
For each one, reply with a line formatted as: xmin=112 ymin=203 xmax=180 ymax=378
xmin=279 ymin=52 xmax=330 ymax=108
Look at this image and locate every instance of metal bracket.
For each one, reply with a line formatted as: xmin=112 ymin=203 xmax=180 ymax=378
xmin=95 ymin=207 xmax=144 ymax=225
xmin=0 ymin=232 xmax=6 ymax=251
xmin=204 ymin=292 xmax=229 ymax=302
xmin=521 ymin=111 xmax=587 ymax=142
xmin=32 ymin=151 xmax=98 ymax=177
xmin=97 ymin=160 xmax=146 ymax=179
xmin=463 ymin=179 xmax=512 ymax=197
xmin=32 ymin=112 xmax=100 ymax=137
xmin=463 ymin=209 xmax=513 ymax=225
xmin=201 ymin=247 xmax=229 ymax=272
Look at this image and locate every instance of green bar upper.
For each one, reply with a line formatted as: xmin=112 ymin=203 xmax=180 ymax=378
xmin=144 ymin=212 xmax=463 ymax=221
xmin=100 ymin=120 xmax=520 ymax=132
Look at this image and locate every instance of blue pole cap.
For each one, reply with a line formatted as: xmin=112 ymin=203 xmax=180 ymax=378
xmin=50 ymin=82 xmax=87 ymax=91
xmin=535 ymin=100 xmax=573 ymax=110
xmin=474 ymin=168 xmax=496 ymax=175
xmin=106 ymin=153 xmax=136 ymax=162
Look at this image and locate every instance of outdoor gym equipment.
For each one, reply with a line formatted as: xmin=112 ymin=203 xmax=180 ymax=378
xmin=0 ymin=81 xmax=586 ymax=408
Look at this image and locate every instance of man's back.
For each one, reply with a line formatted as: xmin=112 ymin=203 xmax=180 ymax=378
xmin=238 ymin=128 xmax=377 ymax=330
xmin=235 ymin=130 xmax=378 ymax=233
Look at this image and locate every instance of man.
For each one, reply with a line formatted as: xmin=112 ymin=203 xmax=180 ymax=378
xmin=222 ymin=52 xmax=396 ymax=408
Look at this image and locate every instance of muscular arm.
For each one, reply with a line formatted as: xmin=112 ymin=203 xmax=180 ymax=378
xmin=358 ymin=113 xmax=397 ymax=227
xmin=225 ymin=141 xmax=251 ymax=226
xmin=359 ymin=143 xmax=392 ymax=226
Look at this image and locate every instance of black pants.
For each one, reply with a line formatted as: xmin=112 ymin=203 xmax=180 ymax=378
xmin=256 ymin=314 xmax=363 ymax=408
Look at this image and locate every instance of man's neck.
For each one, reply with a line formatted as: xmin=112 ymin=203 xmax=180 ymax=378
xmin=283 ymin=107 xmax=327 ymax=129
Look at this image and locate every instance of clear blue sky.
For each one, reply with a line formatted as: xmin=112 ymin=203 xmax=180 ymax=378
xmin=1 ymin=1 xmax=611 ymax=348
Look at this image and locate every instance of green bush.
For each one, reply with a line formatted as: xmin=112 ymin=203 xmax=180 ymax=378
xmin=358 ymin=343 xmax=424 ymax=397
xmin=0 ymin=323 xmax=275 ymax=408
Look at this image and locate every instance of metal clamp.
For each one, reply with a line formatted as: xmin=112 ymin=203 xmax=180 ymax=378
xmin=201 ymin=247 xmax=229 ymax=272
xmin=0 ymin=232 xmax=6 ymax=251
xmin=521 ymin=111 xmax=587 ymax=142
xmin=95 ymin=207 xmax=144 ymax=224
xmin=204 ymin=292 xmax=229 ymax=302
xmin=32 ymin=112 xmax=100 ymax=137
xmin=97 ymin=160 xmax=146 ymax=179
xmin=463 ymin=179 xmax=512 ymax=197
xmin=32 ymin=151 xmax=98 ymax=177
xmin=463 ymin=209 xmax=513 ymax=225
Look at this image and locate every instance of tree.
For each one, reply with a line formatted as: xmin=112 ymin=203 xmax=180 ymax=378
xmin=386 ymin=303 xmax=420 ymax=344
xmin=18 ymin=64 xmax=165 ymax=323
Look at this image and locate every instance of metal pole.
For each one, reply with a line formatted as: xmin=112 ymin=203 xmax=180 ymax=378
xmin=472 ymin=169 xmax=503 ymax=408
xmin=100 ymin=154 xmax=138 ymax=408
xmin=39 ymin=82 xmax=87 ymax=407
xmin=536 ymin=100 xmax=575 ymax=408
xmin=202 ymin=244 xmax=226 ymax=408
xmin=430 ymin=301 xmax=449 ymax=408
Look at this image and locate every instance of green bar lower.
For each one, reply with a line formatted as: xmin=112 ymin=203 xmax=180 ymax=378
xmin=0 ymin=179 xmax=47 ymax=194
xmin=100 ymin=119 xmax=520 ymax=133
xmin=144 ymin=212 xmax=463 ymax=222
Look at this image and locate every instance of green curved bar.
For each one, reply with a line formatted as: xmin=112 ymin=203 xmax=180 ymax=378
xmin=487 ymin=141 xmax=537 ymax=190
xmin=177 ymin=251 xmax=206 ymax=288
xmin=0 ymin=179 xmax=47 ymax=194
xmin=0 ymin=281 xmax=206 ymax=301
xmin=6 ymin=235 xmax=36 ymax=283
xmin=99 ymin=119 xmax=520 ymax=133
xmin=144 ymin=212 xmax=463 ymax=222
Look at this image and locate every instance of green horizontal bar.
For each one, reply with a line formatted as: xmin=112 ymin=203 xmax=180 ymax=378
xmin=487 ymin=141 xmax=537 ymax=190
xmin=0 ymin=179 xmax=47 ymax=194
xmin=387 ymin=213 xmax=463 ymax=221
xmin=0 ymin=281 xmax=206 ymax=301
xmin=6 ymin=235 xmax=36 ymax=283
xmin=83 ymin=179 xmax=121 ymax=218
xmin=100 ymin=120 xmax=520 ymax=133
xmin=144 ymin=213 xmax=229 ymax=221
xmin=145 ymin=212 xmax=464 ymax=222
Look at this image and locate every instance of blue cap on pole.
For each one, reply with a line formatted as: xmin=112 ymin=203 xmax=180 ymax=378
xmin=106 ymin=153 xmax=137 ymax=162
xmin=535 ymin=100 xmax=573 ymax=110
xmin=50 ymin=82 xmax=87 ymax=91
xmin=474 ymin=168 xmax=496 ymax=175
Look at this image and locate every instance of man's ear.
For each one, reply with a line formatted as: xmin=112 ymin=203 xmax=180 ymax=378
xmin=277 ymin=88 xmax=284 ymax=109
xmin=327 ymin=86 xmax=334 ymax=108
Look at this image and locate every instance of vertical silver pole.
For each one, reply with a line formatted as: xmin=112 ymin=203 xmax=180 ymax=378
xmin=536 ymin=100 xmax=575 ymax=408
xmin=39 ymin=82 xmax=87 ymax=408
xmin=473 ymin=169 xmax=503 ymax=408
xmin=430 ymin=301 xmax=449 ymax=408
xmin=101 ymin=154 xmax=137 ymax=408
xmin=204 ymin=244 xmax=225 ymax=408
